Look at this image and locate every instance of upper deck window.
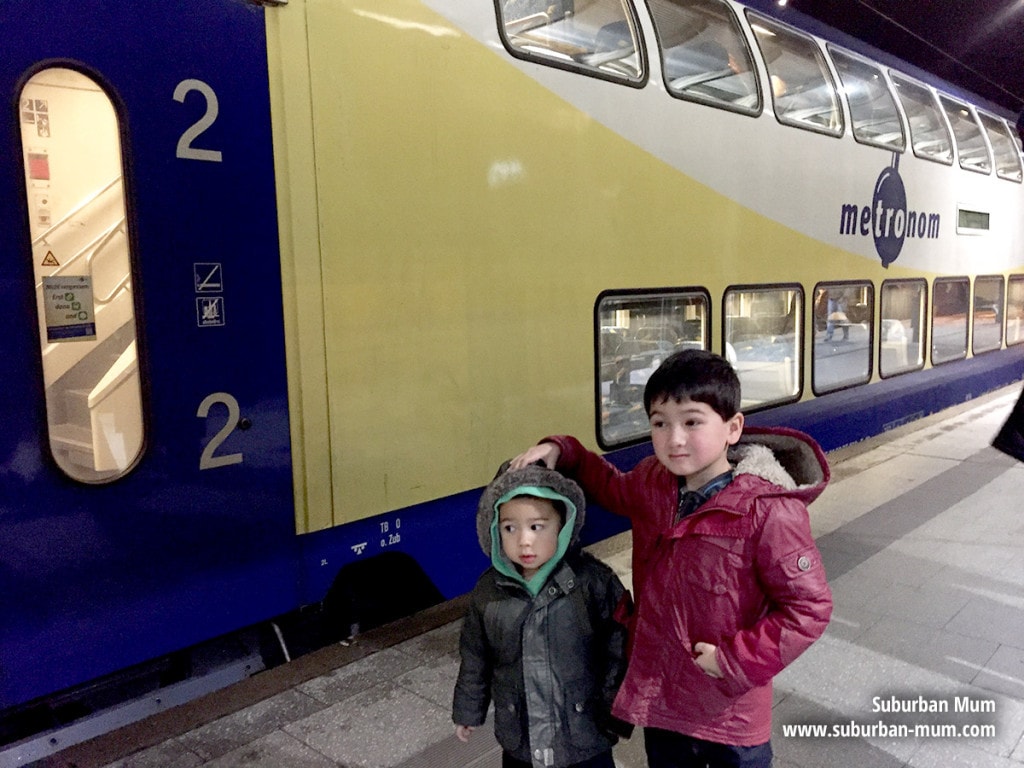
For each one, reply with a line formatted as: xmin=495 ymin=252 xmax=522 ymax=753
xmin=939 ymin=96 xmax=991 ymax=174
xmin=977 ymin=112 xmax=1023 ymax=182
xmin=20 ymin=67 xmax=145 ymax=483
xmin=890 ymin=75 xmax=953 ymax=164
xmin=649 ymin=0 xmax=760 ymax=114
xmin=497 ymin=0 xmax=645 ymax=84
xmin=747 ymin=13 xmax=842 ymax=136
xmin=827 ymin=46 xmax=905 ymax=151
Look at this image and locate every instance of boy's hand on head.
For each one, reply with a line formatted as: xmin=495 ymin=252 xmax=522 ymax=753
xmin=455 ymin=724 xmax=475 ymax=742
xmin=693 ymin=642 xmax=723 ymax=678
xmin=509 ymin=442 xmax=561 ymax=470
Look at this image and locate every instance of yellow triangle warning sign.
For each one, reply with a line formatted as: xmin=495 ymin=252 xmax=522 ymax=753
xmin=41 ymin=251 xmax=59 ymax=267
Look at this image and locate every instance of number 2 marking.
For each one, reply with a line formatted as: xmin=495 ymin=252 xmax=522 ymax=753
xmin=174 ymin=79 xmax=223 ymax=163
xmin=197 ymin=392 xmax=243 ymax=469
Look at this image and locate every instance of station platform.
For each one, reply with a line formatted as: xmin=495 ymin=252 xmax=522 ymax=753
xmin=34 ymin=384 xmax=1024 ymax=768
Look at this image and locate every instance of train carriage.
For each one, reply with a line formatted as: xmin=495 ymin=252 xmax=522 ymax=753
xmin=1 ymin=0 xmax=1022 ymax=755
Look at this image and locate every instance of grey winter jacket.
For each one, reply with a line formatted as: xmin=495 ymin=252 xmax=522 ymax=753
xmin=452 ymin=464 xmax=629 ymax=767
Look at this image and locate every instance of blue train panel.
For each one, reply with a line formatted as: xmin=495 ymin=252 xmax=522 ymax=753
xmin=0 ymin=0 xmax=296 ymax=708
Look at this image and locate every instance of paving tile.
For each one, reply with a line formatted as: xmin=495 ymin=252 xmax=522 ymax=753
xmin=201 ymin=730 xmax=336 ymax=768
xmin=945 ymin=595 xmax=1024 ymax=648
xmin=283 ymin=682 xmax=452 ymax=768
xmin=395 ymin=654 xmax=460 ymax=710
xmin=970 ymin=643 xmax=1024 ymax=699
xmin=297 ymin=646 xmax=421 ymax=706
xmin=175 ymin=688 xmax=326 ymax=761
xmin=99 ymin=739 xmax=204 ymax=768
xmin=856 ymin=618 xmax=999 ymax=684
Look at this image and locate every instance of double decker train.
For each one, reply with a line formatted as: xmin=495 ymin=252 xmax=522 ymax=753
xmin=2 ymin=0 xmax=1022 ymax=757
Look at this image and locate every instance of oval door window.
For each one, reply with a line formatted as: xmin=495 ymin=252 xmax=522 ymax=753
xmin=21 ymin=67 xmax=145 ymax=483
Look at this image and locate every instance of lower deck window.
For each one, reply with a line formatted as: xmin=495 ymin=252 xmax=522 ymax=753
xmin=723 ymin=285 xmax=802 ymax=410
xmin=879 ymin=279 xmax=927 ymax=377
xmin=1005 ymin=275 xmax=1024 ymax=346
xmin=932 ymin=277 xmax=969 ymax=364
xmin=812 ymin=282 xmax=873 ymax=394
xmin=972 ymin=275 xmax=1004 ymax=354
xmin=596 ymin=289 xmax=709 ymax=447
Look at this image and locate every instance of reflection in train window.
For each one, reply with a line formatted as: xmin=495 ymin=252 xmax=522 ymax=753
xmin=973 ymin=275 xmax=1005 ymax=354
xmin=651 ymin=0 xmax=760 ymax=114
xmin=812 ymin=282 xmax=873 ymax=394
xmin=21 ymin=68 xmax=144 ymax=483
xmin=977 ymin=112 xmax=1024 ymax=183
xmin=931 ymin=277 xmax=969 ymax=364
xmin=890 ymin=75 xmax=953 ymax=165
xmin=596 ymin=290 xmax=709 ymax=447
xmin=939 ymin=96 xmax=991 ymax=174
xmin=879 ymin=279 xmax=927 ymax=378
xmin=1007 ymin=276 xmax=1024 ymax=347
xmin=723 ymin=285 xmax=802 ymax=410
xmin=747 ymin=13 xmax=842 ymax=136
xmin=497 ymin=0 xmax=644 ymax=83
xmin=827 ymin=47 xmax=905 ymax=151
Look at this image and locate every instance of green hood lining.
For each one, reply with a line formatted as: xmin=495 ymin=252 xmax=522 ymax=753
xmin=490 ymin=485 xmax=577 ymax=596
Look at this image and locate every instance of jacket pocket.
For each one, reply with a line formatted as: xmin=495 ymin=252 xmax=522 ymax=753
xmin=679 ymin=655 xmax=737 ymax=716
xmin=492 ymin=693 xmax=522 ymax=751
xmin=564 ymin=679 xmax=607 ymax=747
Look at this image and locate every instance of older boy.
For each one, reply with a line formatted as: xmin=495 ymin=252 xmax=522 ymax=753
xmin=511 ymin=349 xmax=832 ymax=768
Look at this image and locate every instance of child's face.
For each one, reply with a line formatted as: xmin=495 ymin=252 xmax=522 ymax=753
xmin=498 ymin=496 xmax=562 ymax=580
xmin=649 ymin=396 xmax=743 ymax=488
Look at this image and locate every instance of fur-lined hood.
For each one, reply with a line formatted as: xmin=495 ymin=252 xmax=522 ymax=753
xmin=727 ymin=425 xmax=829 ymax=503
xmin=475 ymin=463 xmax=587 ymax=556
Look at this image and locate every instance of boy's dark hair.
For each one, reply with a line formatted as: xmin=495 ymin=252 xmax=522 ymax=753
xmin=643 ymin=348 xmax=741 ymax=420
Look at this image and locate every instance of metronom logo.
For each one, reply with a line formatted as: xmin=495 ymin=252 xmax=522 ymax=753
xmin=839 ymin=154 xmax=941 ymax=268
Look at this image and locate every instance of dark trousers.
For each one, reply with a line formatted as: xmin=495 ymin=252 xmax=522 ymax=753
xmin=644 ymin=727 xmax=773 ymax=768
xmin=501 ymin=750 xmax=615 ymax=768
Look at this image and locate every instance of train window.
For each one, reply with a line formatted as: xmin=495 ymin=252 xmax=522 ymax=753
xmin=811 ymin=282 xmax=873 ymax=394
xmin=723 ymin=285 xmax=802 ymax=410
xmin=596 ymin=289 xmax=709 ymax=447
xmin=972 ymin=275 xmax=1005 ymax=354
xmin=931 ymin=277 xmax=969 ymax=364
xmin=827 ymin=47 xmax=905 ymax=151
xmin=938 ymin=96 xmax=992 ymax=174
xmin=890 ymin=75 xmax=953 ymax=165
xmin=879 ymin=279 xmax=927 ymax=378
xmin=1007 ymin=275 xmax=1024 ymax=346
xmin=20 ymin=67 xmax=144 ymax=483
xmin=649 ymin=0 xmax=760 ymax=114
xmin=496 ymin=0 xmax=645 ymax=84
xmin=747 ymin=14 xmax=842 ymax=136
xmin=977 ymin=112 xmax=1024 ymax=183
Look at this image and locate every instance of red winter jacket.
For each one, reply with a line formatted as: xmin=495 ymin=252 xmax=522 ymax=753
xmin=545 ymin=426 xmax=832 ymax=746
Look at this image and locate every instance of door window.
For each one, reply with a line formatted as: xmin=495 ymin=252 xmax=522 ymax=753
xmin=21 ymin=67 xmax=144 ymax=482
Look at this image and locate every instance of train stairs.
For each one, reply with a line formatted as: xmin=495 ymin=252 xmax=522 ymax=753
xmin=33 ymin=177 xmax=140 ymax=474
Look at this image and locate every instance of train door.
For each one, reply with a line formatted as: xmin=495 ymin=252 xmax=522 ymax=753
xmin=0 ymin=1 xmax=296 ymax=709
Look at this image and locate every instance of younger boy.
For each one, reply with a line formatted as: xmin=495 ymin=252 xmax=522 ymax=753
xmin=452 ymin=463 xmax=630 ymax=768
xmin=511 ymin=348 xmax=832 ymax=768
